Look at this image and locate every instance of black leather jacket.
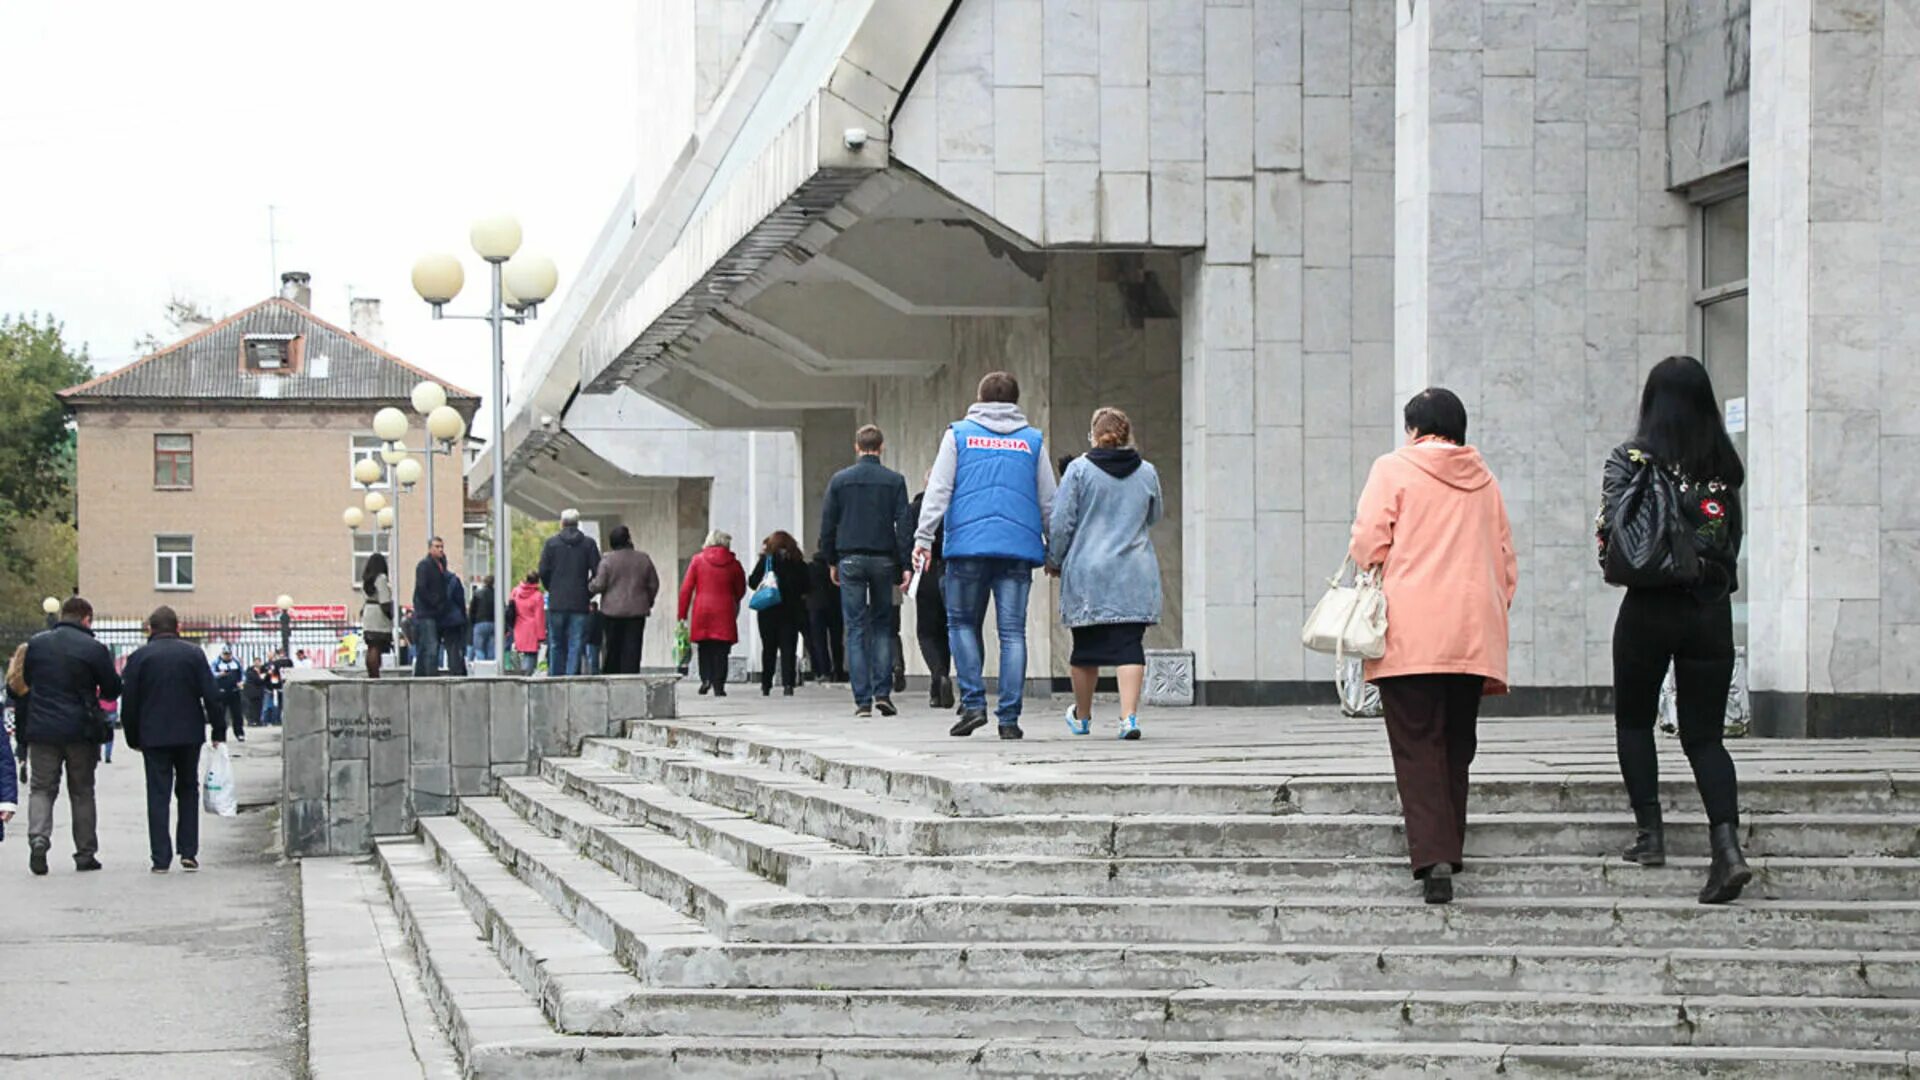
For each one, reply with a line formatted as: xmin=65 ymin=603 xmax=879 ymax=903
xmin=1597 ymin=443 xmax=1742 ymax=600
xmin=20 ymin=621 xmax=122 ymax=745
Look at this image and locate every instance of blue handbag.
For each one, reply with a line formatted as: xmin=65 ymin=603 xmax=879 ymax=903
xmin=748 ymin=556 xmax=782 ymax=612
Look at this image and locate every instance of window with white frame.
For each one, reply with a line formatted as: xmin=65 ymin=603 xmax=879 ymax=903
xmin=350 ymin=433 xmax=390 ymax=488
xmin=353 ymin=529 xmax=390 ymax=586
xmin=1691 ymin=186 xmax=1749 ymax=644
xmin=155 ymin=535 xmax=194 ymax=590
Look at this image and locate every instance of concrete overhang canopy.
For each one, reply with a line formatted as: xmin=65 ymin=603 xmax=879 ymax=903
xmin=482 ymin=429 xmax=676 ymax=520
xmin=579 ymin=0 xmax=953 ymax=396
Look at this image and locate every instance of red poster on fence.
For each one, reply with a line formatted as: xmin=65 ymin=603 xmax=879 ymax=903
xmin=250 ymin=604 xmax=349 ymax=622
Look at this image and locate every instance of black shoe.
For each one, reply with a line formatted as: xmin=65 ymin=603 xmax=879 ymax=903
xmin=714 ymin=687 xmax=727 ymax=697
xmin=1624 ymin=803 xmax=1667 ymax=867
xmin=893 ymin=670 xmax=908 ymax=694
xmin=75 ymin=856 xmax=102 ymax=872
xmin=29 ymin=847 xmax=47 ymax=876
xmin=875 ymin=698 xmax=897 ymax=717
xmin=150 ymin=866 xmax=169 ymax=874
xmin=698 ymin=682 xmax=711 ymax=695
xmin=855 ymin=705 xmax=873 ymax=718
xmin=181 ymin=857 xmax=199 ymax=872
xmin=939 ymin=680 xmax=956 ymax=710
xmin=1423 ymin=863 xmax=1454 ymax=905
xmin=762 ymin=685 xmax=772 ymax=697
xmin=929 ymin=677 xmax=944 ymax=709
xmin=950 ymin=710 xmax=989 ymax=737
xmin=783 ymin=686 xmax=794 ymax=697
xmin=1699 ymin=822 xmax=1753 ymax=904
xmin=998 ymin=724 xmax=1024 ymax=740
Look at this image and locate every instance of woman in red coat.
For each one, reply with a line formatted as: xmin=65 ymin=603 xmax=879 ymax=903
xmin=678 ymin=530 xmax=747 ymax=695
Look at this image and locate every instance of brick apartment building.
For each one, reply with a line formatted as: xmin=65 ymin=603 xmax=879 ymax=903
xmin=59 ymin=273 xmax=478 ymax=621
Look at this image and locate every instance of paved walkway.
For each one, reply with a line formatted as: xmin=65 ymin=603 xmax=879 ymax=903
xmin=0 ymin=730 xmax=304 ymax=1079
xmin=671 ymin=682 xmax=1920 ymax=781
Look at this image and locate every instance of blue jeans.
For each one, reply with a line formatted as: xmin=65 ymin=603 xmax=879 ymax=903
xmin=583 ymin=644 xmax=601 ymax=675
xmin=548 ymin=611 xmax=589 ymax=676
xmin=413 ymin=617 xmax=441 ymax=677
xmin=261 ymin=692 xmax=282 ymax=726
xmin=470 ymin=622 xmax=495 ymax=661
xmin=944 ymin=557 xmax=1034 ymax=727
xmin=838 ymin=555 xmax=899 ymax=707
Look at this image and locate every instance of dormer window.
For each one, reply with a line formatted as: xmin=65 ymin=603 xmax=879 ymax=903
xmin=242 ymin=333 xmax=302 ymax=374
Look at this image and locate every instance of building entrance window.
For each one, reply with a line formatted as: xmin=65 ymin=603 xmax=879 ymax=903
xmin=1692 ymin=189 xmax=1749 ymax=643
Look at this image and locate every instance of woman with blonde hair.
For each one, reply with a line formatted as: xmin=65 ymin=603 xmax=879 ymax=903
xmin=1046 ymin=407 xmax=1163 ymax=740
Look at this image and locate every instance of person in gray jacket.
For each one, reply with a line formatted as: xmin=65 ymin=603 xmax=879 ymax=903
xmin=1046 ymin=408 xmax=1162 ymax=741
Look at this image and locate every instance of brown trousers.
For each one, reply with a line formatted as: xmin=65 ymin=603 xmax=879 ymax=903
xmin=1377 ymin=674 xmax=1484 ymax=878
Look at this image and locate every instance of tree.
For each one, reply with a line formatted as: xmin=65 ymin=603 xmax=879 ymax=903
xmin=0 ymin=315 xmax=91 ymax=520
xmin=511 ymin=509 xmax=559 ymax=586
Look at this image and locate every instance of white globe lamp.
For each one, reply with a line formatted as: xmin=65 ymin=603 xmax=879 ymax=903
xmin=41 ymin=596 xmax=59 ymax=615
xmin=503 ymin=255 xmax=559 ymax=305
xmin=276 ymin=594 xmax=294 ymax=611
xmin=372 ymin=407 xmax=409 ymax=443
xmin=427 ymin=405 xmax=466 ymax=442
xmin=411 ymin=380 xmax=447 ymax=415
xmin=380 ymin=442 xmax=407 ymax=466
xmin=470 ymin=214 xmax=522 ymax=262
xmin=363 ymin=491 xmax=388 ymax=514
xmin=343 ymin=507 xmax=365 ymax=529
xmin=352 ymin=457 xmax=384 ymax=486
xmin=395 ymin=457 xmax=424 ymax=486
xmin=411 ymin=254 xmax=464 ymax=305
xmin=376 ymin=507 xmax=395 ymax=528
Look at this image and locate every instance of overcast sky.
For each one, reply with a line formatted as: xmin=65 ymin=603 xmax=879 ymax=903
xmin=0 ymin=2 xmax=637 ymax=426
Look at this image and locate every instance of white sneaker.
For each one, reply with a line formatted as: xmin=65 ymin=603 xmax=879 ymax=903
xmin=1064 ymin=706 xmax=1091 ymax=736
xmin=1117 ymin=714 xmax=1141 ymax=740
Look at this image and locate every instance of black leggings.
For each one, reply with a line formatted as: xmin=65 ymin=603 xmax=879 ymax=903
xmin=1613 ymin=589 xmax=1739 ymax=826
xmin=758 ymin=610 xmax=801 ymax=691
xmin=696 ymin=641 xmax=731 ymax=694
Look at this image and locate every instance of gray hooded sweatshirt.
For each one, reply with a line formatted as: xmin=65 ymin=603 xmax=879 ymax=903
xmin=914 ymin=402 xmax=1059 ymax=549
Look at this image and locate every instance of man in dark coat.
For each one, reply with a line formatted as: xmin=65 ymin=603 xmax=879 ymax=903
xmin=439 ymin=565 xmax=469 ymax=677
xmin=412 ymin=537 xmax=450 ymax=677
xmin=468 ymin=575 xmax=496 ymax=663
xmin=120 ymin=606 xmax=225 ymax=873
xmin=21 ymin=595 xmax=122 ymax=876
xmin=212 ymin=645 xmax=245 ymax=744
xmin=538 ymin=509 xmax=602 ymax=676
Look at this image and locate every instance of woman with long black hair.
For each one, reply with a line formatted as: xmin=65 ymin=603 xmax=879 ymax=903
xmin=1598 ymin=356 xmax=1749 ymax=904
xmin=360 ymin=552 xmax=394 ymax=680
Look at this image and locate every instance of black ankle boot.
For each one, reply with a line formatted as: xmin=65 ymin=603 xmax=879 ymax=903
xmin=1699 ymin=822 xmax=1753 ymax=904
xmin=1624 ymin=803 xmax=1666 ymax=866
xmin=929 ymin=676 xmax=947 ymax=709
xmin=1422 ymin=863 xmax=1453 ymax=905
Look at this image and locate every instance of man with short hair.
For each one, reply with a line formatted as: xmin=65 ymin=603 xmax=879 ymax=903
xmin=21 ymin=596 xmax=121 ymax=875
xmin=539 ymin=509 xmax=602 ymax=676
xmin=121 ymin=606 xmax=225 ymax=874
xmin=914 ymin=371 xmax=1057 ymax=740
xmin=412 ymin=537 xmax=449 ymax=677
xmin=818 ymin=424 xmax=913 ymax=717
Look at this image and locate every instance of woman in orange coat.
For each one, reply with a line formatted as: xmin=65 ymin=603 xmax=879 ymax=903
xmin=1348 ymin=388 xmax=1518 ymax=904
xmin=678 ymin=530 xmax=747 ymax=696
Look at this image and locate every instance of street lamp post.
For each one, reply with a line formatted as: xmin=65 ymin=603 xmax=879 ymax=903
xmin=411 ymin=217 xmax=557 ymax=659
xmin=276 ymin=594 xmax=294 ymax=657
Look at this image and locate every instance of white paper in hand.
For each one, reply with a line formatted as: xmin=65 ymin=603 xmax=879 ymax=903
xmin=906 ymin=568 xmax=924 ymax=601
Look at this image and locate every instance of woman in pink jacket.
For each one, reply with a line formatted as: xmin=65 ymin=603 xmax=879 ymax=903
xmin=1349 ymin=388 xmax=1518 ymax=904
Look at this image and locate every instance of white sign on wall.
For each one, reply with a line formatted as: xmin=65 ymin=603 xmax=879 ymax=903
xmin=1725 ymin=396 xmax=1747 ymax=434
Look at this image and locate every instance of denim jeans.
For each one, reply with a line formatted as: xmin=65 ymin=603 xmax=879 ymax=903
xmin=413 ymin=617 xmax=442 ymax=677
xmin=470 ymin=622 xmax=495 ymax=661
xmin=838 ymin=555 xmax=899 ymax=707
xmin=439 ymin=623 xmax=469 ymax=676
xmin=944 ymin=557 xmax=1034 ymax=727
xmin=583 ymin=644 xmax=601 ymax=675
xmin=548 ymin=611 xmax=589 ymax=676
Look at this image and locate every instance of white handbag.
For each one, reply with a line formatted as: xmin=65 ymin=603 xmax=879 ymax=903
xmin=1301 ymin=557 xmax=1388 ymax=661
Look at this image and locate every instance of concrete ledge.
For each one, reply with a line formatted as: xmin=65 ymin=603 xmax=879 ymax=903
xmin=283 ymin=673 xmax=679 ymax=857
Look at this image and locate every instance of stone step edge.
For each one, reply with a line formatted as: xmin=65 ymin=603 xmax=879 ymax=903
xmin=492 ymin=774 xmax=1920 ymax=958
xmin=373 ymin=838 xmax=581 ymax=1063
xmin=612 ymin=724 xmax=1920 ymax=817
xmin=417 ymin=813 xmax=717 ymax=1036
xmin=531 ymin=760 xmax=1920 ymax=901
xmin=459 ymin=1036 xmax=1919 ymax=1079
xmin=569 ymin=745 xmax=1920 ymax=862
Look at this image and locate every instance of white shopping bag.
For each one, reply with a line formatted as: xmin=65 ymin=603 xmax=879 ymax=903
xmin=202 ymin=743 xmax=238 ymax=817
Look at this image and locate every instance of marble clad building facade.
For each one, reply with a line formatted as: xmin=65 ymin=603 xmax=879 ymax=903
xmin=474 ymin=0 xmax=1920 ymax=734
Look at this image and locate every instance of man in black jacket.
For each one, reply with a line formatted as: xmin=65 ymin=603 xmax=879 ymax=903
xmin=538 ymin=509 xmax=602 ymax=676
xmin=468 ymin=575 xmax=496 ymax=663
xmin=817 ymin=424 xmax=913 ymax=717
xmin=121 ymin=606 xmax=225 ymax=873
xmin=21 ymin=595 xmax=122 ymax=876
xmin=412 ymin=537 xmax=449 ymax=677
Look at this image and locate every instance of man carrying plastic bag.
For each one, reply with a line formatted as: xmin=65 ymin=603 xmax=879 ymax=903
xmin=120 ymin=605 xmax=228 ymax=873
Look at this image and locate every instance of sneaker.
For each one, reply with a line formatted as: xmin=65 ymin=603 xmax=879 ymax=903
xmin=29 ymin=847 xmax=48 ymax=876
xmin=854 ymin=705 xmax=873 ymax=718
xmin=1117 ymin=714 xmax=1141 ymax=740
xmin=875 ymin=698 xmax=898 ymax=717
xmin=75 ymin=856 xmax=102 ymax=872
xmin=236 ymin=732 xmax=246 ymax=743
xmin=1064 ymin=707 xmax=1091 ymax=736
xmin=950 ymin=709 xmax=989 ymax=737
xmin=151 ymin=866 xmax=169 ymax=874
xmin=181 ymin=857 xmax=199 ymax=872
xmin=997 ymin=724 xmax=1025 ymax=740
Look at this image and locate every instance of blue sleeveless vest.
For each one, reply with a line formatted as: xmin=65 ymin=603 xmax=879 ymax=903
xmin=943 ymin=420 xmax=1046 ymax=566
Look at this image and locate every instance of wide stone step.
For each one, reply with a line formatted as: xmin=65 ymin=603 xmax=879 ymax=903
xmin=497 ymin=774 xmax=1920 ymax=952
xmin=614 ymin=724 xmax=1920 ymax=817
xmin=554 ymin=752 xmax=1920 ymax=861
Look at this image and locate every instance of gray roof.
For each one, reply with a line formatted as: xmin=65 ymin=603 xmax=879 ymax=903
xmin=61 ymin=298 xmax=478 ymax=405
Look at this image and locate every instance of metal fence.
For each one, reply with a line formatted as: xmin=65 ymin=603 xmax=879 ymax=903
xmin=1 ymin=617 xmax=362 ymax=665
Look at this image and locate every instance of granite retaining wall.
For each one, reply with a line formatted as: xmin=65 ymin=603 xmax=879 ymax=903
xmin=282 ymin=674 xmax=678 ymax=857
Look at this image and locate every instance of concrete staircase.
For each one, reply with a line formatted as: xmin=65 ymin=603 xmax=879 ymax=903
xmin=374 ymin=717 xmax=1920 ymax=1077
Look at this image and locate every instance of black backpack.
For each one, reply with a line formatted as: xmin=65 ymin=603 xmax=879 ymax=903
xmin=1602 ymin=450 xmax=1702 ymax=590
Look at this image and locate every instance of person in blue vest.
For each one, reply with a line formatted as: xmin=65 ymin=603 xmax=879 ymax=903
xmin=914 ymin=371 xmax=1058 ymax=740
